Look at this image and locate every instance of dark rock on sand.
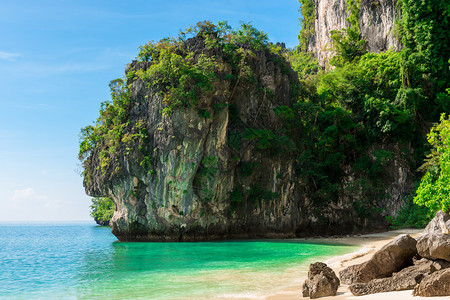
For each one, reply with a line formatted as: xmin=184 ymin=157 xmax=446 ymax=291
xmin=413 ymin=268 xmax=450 ymax=297
xmin=302 ymin=262 xmax=340 ymax=299
xmin=339 ymin=234 xmax=417 ymax=284
xmin=349 ymin=258 xmax=450 ymax=296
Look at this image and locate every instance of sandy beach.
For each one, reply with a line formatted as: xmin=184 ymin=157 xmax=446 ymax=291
xmin=261 ymin=229 xmax=449 ymax=300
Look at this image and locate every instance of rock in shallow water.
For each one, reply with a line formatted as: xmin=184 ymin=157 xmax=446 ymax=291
xmin=339 ymin=234 xmax=417 ymax=284
xmin=302 ymin=262 xmax=340 ymax=299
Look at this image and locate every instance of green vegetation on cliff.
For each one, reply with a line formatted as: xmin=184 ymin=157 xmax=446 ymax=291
xmin=79 ymin=0 xmax=449 ymax=235
xmin=297 ymin=0 xmax=315 ymax=52
xmin=294 ymin=0 xmax=450 ymax=225
xmin=79 ymin=21 xmax=280 ymax=187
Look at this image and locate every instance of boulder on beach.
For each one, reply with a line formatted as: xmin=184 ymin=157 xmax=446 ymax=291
xmin=417 ymin=211 xmax=450 ymax=262
xmin=339 ymin=234 xmax=417 ymax=284
xmin=417 ymin=232 xmax=450 ymax=262
xmin=302 ymin=262 xmax=340 ymax=299
xmin=422 ymin=211 xmax=450 ymax=234
xmin=349 ymin=258 xmax=450 ymax=296
xmin=413 ymin=268 xmax=450 ymax=297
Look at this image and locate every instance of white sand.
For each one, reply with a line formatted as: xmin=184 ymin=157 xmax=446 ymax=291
xmin=261 ymin=229 xmax=449 ymax=300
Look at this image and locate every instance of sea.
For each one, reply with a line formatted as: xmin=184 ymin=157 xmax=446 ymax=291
xmin=0 ymin=222 xmax=358 ymax=299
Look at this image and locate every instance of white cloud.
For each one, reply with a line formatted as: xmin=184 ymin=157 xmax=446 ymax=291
xmin=0 ymin=51 xmax=19 ymax=61
xmin=10 ymin=187 xmax=47 ymax=201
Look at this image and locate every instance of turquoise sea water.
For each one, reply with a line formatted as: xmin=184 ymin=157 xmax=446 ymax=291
xmin=0 ymin=223 xmax=357 ymax=299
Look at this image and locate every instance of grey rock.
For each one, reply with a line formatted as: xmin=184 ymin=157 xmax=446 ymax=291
xmin=423 ymin=211 xmax=450 ymax=234
xmin=340 ymin=234 xmax=417 ymax=284
xmin=311 ymin=0 xmax=400 ymax=67
xmin=413 ymin=268 xmax=450 ymax=297
xmin=302 ymin=262 xmax=340 ymax=299
xmin=349 ymin=258 xmax=450 ymax=296
xmin=417 ymin=232 xmax=450 ymax=262
xmin=85 ymin=36 xmax=302 ymax=241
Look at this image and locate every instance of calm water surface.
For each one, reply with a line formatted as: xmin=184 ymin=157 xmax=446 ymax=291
xmin=0 ymin=223 xmax=357 ymax=299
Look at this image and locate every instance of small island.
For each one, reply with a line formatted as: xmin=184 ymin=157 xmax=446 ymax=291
xmin=2 ymin=0 xmax=449 ymax=299
xmin=81 ymin=0 xmax=449 ymax=242
xmin=81 ymin=0 xmax=449 ymax=243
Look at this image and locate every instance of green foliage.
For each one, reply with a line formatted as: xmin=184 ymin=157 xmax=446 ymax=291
xmin=329 ymin=28 xmax=367 ymax=67
xmin=397 ymin=0 xmax=450 ymax=119
xmin=248 ymin=184 xmax=278 ymax=203
xmin=288 ymin=51 xmax=319 ymax=78
xmin=297 ymin=0 xmax=315 ymax=51
xmin=229 ymin=186 xmax=244 ymax=205
xmin=345 ymin=0 xmax=361 ymax=29
xmin=78 ymin=78 xmax=133 ymax=180
xmin=414 ymin=114 xmax=450 ymax=213
xmin=292 ymin=101 xmax=362 ymax=207
xmin=199 ymin=156 xmax=219 ymax=179
xmin=242 ymin=128 xmax=295 ymax=155
xmin=134 ymin=21 xmax=272 ymax=117
xmin=79 ymin=21 xmax=278 ymax=185
xmin=136 ymin=47 xmax=216 ymax=116
xmin=90 ymin=197 xmax=114 ymax=223
xmin=240 ymin=161 xmax=257 ymax=177
xmin=228 ymin=184 xmax=278 ymax=207
xmin=388 ymin=192 xmax=434 ymax=229
xmin=230 ymin=22 xmax=269 ymax=51
xmin=327 ymin=0 xmax=366 ymax=67
xmin=317 ymin=51 xmax=415 ymax=141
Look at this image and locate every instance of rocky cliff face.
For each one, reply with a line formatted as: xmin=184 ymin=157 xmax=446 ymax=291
xmin=83 ymin=31 xmax=412 ymax=241
xmin=84 ymin=37 xmax=303 ymax=241
xmin=311 ymin=0 xmax=400 ymax=67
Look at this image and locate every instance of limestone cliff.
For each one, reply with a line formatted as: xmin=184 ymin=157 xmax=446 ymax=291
xmin=84 ymin=35 xmax=303 ymax=241
xmin=81 ymin=25 xmax=412 ymax=241
xmin=311 ymin=0 xmax=400 ymax=67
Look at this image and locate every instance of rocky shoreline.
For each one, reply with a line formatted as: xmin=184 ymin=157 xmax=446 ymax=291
xmin=302 ymin=211 xmax=450 ymax=298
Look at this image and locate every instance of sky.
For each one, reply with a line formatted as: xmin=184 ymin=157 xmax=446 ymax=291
xmin=0 ymin=0 xmax=301 ymax=221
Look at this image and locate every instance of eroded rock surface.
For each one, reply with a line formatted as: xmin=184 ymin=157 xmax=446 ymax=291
xmin=422 ymin=211 xmax=450 ymax=234
xmin=417 ymin=233 xmax=450 ymax=262
xmin=413 ymin=268 xmax=450 ymax=297
xmin=311 ymin=0 xmax=400 ymax=67
xmin=349 ymin=258 xmax=450 ymax=295
xmin=85 ymin=37 xmax=302 ymax=241
xmin=302 ymin=262 xmax=340 ymax=299
xmin=339 ymin=234 xmax=417 ymax=284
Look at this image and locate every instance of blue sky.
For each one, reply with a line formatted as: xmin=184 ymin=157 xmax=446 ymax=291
xmin=0 ymin=0 xmax=301 ymax=221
